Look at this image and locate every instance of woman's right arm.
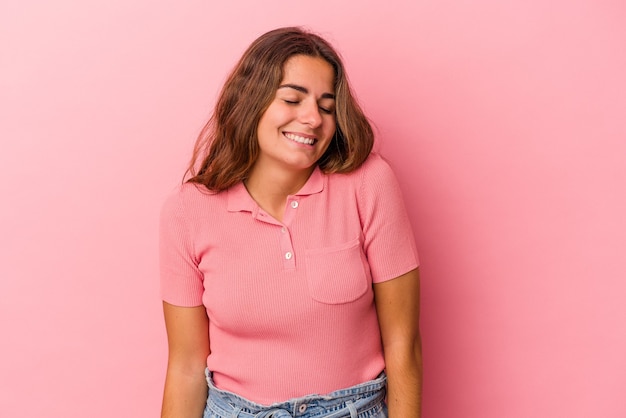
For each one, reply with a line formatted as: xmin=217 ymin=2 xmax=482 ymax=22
xmin=161 ymin=302 xmax=210 ymax=418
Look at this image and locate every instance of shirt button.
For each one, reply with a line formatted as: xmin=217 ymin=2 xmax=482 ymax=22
xmin=291 ymin=201 xmax=299 ymax=209
xmin=285 ymin=252 xmax=292 ymax=260
xmin=298 ymin=404 xmax=307 ymax=413
xmin=281 ymin=227 xmax=286 ymax=233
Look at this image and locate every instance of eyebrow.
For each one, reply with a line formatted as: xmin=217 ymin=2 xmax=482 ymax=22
xmin=278 ymin=83 xmax=335 ymax=99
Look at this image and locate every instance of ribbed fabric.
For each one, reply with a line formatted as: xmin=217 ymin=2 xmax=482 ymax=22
xmin=159 ymin=153 xmax=419 ymax=405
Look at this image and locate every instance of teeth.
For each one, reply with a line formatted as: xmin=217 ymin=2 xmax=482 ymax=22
xmin=285 ymin=133 xmax=315 ymax=145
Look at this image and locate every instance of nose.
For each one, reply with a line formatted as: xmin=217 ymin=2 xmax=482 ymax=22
xmin=299 ymin=101 xmax=322 ymax=128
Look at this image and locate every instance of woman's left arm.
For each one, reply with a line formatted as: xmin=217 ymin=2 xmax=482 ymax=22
xmin=373 ymin=267 xmax=422 ymax=418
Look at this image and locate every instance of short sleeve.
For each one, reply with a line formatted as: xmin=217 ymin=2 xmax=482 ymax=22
xmin=358 ymin=155 xmax=419 ymax=283
xmin=159 ymin=188 xmax=204 ymax=306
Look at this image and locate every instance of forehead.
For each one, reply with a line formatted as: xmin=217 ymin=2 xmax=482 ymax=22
xmin=280 ymin=55 xmax=335 ymax=89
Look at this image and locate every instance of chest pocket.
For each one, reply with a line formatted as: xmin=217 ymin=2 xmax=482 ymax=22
xmin=304 ymin=238 xmax=369 ymax=304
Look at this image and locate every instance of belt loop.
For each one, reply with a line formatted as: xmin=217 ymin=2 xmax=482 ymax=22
xmin=346 ymin=400 xmax=357 ymax=418
xmin=232 ymin=406 xmax=242 ymax=418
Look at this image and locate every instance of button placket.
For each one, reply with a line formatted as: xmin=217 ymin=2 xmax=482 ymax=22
xmin=279 ymin=223 xmax=295 ymax=270
xmin=279 ymin=197 xmax=299 ymax=270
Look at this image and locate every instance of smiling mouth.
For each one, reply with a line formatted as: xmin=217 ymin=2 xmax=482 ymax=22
xmin=284 ymin=132 xmax=317 ymax=145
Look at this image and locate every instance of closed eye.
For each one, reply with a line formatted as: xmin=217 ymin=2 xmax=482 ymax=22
xmin=319 ymin=106 xmax=334 ymax=115
xmin=282 ymin=98 xmax=334 ymax=114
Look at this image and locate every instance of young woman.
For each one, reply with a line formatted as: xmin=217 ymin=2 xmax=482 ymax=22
xmin=160 ymin=27 xmax=422 ymax=418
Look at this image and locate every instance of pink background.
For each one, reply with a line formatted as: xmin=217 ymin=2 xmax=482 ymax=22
xmin=1 ymin=1 xmax=624 ymax=417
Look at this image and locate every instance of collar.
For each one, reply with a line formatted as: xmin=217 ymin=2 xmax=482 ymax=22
xmin=227 ymin=166 xmax=325 ymax=213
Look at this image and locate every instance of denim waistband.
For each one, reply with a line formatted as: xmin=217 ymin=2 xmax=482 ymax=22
xmin=204 ymin=370 xmax=387 ymax=418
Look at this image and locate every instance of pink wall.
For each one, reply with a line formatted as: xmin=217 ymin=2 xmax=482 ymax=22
xmin=1 ymin=1 xmax=624 ymax=417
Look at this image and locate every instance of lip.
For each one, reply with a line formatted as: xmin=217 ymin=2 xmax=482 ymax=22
xmin=283 ymin=130 xmax=316 ymax=138
xmin=283 ymin=131 xmax=318 ymax=146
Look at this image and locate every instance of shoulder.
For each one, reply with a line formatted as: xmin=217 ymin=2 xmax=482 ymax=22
xmin=340 ymin=152 xmax=397 ymax=179
xmin=338 ymin=152 xmax=401 ymax=191
xmin=358 ymin=152 xmax=396 ymax=176
xmin=160 ymin=182 xmax=224 ymax=220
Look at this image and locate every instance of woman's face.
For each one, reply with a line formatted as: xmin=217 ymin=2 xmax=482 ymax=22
xmin=255 ymin=55 xmax=336 ymax=176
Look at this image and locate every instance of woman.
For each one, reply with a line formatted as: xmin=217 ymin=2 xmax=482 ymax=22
xmin=160 ymin=27 xmax=422 ymax=418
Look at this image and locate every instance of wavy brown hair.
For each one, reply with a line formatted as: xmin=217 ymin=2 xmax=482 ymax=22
xmin=186 ymin=27 xmax=374 ymax=191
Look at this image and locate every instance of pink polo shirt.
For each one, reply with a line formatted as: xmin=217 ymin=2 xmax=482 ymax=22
xmin=160 ymin=153 xmax=419 ymax=404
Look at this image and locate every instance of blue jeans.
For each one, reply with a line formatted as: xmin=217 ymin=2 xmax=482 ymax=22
xmin=203 ymin=370 xmax=388 ymax=418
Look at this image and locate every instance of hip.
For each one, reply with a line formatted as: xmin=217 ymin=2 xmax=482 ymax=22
xmin=203 ymin=369 xmax=387 ymax=418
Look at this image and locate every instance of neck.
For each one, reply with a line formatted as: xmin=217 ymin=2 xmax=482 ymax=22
xmin=244 ymin=163 xmax=315 ymax=221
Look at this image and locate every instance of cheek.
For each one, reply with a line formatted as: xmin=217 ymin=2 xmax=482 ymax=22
xmin=322 ymin=123 xmax=337 ymax=150
xmin=325 ymin=116 xmax=337 ymax=135
xmin=258 ymin=102 xmax=286 ymax=129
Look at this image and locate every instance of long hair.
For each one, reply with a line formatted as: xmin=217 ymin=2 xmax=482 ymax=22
xmin=186 ymin=27 xmax=374 ymax=191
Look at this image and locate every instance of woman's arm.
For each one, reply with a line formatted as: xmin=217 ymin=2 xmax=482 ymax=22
xmin=161 ymin=302 xmax=210 ymax=418
xmin=373 ymin=268 xmax=422 ymax=418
